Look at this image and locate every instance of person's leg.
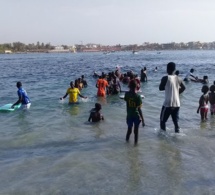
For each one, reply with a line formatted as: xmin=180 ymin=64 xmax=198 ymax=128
xmin=134 ymin=126 xmax=139 ymax=145
xmin=134 ymin=117 xmax=141 ymax=145
xmin=126 ymin=117 xmax=133 ymax=142
xmin=126 ymin=127 xmax=132 ymax=142
xmin=200 ymin=108 xmax=205 ymax=121
xmin=160 ymin=106 xmax=171 ymax=131
xmin=171 ymin=107 xmax=180 ymax=133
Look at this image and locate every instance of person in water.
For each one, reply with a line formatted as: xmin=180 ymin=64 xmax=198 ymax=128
xmin=197 ymin=85 xmax=209 ymax=121
xmin=124 ymin=80 xmax=145 ymax=145
xmin=159 ymin=62 xmax=186 ymax=133
xmin=88 ymin=103 xmax=104 ymax=122
xmin=198 ymin=75 xmax=209 ymax=85
xmin=11 ymin=81 xmax=31 ymax=109
xmin=140 ymin=67 xmax=147 ymax=82
xmin=209 ymin=85 xmax=215 ymax=116
xmin=184 ymin=68 xmax=198 ymax=82
xmin=60 ymin=81 xmax=87 ymax=104
xmin=96 ymin=74 xmax=109 ymax=97
xmin=175 ymin=70 xmax=180 ymax=76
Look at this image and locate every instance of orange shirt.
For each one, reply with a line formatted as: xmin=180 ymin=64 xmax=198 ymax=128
xmin=97 ymin=79 xmax=108 ymax=97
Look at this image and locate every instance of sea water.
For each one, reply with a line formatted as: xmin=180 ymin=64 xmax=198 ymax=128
xmin=0 ymin=50 xmax=215 ymax=195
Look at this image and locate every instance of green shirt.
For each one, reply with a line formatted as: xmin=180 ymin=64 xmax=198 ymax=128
xmin=124 ymin=91 xmax=142 ymax=117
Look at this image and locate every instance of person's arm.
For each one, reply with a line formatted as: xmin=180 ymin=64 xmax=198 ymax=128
xmin=60 ymin=93 xmax=68 ymax=100
xmin=79 ymin=93 xmax=87 ymax=99
xmin=88 ymin=112 xmax=92 ymax=122
xmin=179 ymin=80 xmax=186 ymax=94
xmin=159 ymin=76 xmax=168 ymax=91
xmin=138 ymin=107 xmax=145 ymax=127
xmin=197 ymin=96 xmax=203 ymax=113
xmin=11 ymin=92 xmax=22 ymax=108
xmin=11 ymin=97 xmax=22 ymax=108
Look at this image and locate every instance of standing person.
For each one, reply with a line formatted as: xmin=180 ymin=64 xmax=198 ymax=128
xmin=111 ymin=75 xmax=121 ymax=94
xmin=209 ymin=85 xmax=215 ymax=116
xmin=11 ymin=81 xmax=31 ymax=109
xmin=88 ymin=103 xmax=104 ymax=122
xmin=60 ymin=81 xmax=87 ymax=104
xmin=124 ymin=80 xmax=145 ymax=145
xmin=96 ymin=75 xmax=109 ymax=97
xmin=140 ymin=67 xmax=147 ymax=82
xmin=81 ymin=75 xmax=88 ymax=88
xmin=197 ymin=85 xmax=209 ymax=121
xmin=159 ymin=62 xmax=186 ymax=133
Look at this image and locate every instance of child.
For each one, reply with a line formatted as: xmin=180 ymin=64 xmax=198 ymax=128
xmin=88 ymin=103 xmax=104 ymax=122
xmin=124 ymin=80 xmax=145 ymax=145
xmin=209 ymin=85 xmax=215 ymax=115
xmin=197 ymin=85 xmax=209 ymax=121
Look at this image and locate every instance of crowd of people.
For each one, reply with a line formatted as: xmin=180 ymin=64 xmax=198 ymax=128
xmin=11 ymin=63 xmax=215 ymax=145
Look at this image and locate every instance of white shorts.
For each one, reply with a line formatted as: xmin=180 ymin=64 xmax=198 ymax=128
xmin=20 ymin=103 xmax=31 ymax=110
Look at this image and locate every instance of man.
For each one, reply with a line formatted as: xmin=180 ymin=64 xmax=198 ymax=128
xmin=184 ymin=68 xmax=198 ymax=82
xmin=124 ymin=80 xmax=145 ymax=145
xmin=11 ymin=81 xmax=31 ymax=109
xmin=60 ymin=81 xmax=87 ymax=104
xmin=159 ymin=62 xmax=186 ymax=133
xmin=96 ymin=75 xmax=109 ymax=97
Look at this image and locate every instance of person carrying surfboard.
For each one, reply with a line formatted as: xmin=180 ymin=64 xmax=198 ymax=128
xmin=11 ymin=81 xmax=31 ymax=109
xmin=60 ymin=81 xmax=87 ymax=104
xmin=124 ymin=79 xmax=145 ymax=145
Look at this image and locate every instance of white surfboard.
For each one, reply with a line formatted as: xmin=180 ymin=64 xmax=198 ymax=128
xmin=0 ymin=103 xmax=21 ymax=112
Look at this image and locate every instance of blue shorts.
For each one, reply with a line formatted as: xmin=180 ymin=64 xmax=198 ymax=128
xmin=126 ymin=116 xmax=141 ymax=128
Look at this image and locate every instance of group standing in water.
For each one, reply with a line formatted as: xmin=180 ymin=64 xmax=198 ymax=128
xmin=10 ymin=63 xmax=215 ymax=145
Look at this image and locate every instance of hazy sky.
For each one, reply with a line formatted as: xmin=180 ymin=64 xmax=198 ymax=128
xmin=1 ymin=0 xmax=215 ymax=45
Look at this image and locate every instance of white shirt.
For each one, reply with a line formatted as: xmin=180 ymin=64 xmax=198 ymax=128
xmin=163 ymin=75 xmax=181 ymax=107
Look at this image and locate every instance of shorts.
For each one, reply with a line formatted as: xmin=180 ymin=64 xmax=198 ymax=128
xmin=126 ymin=116 xmax=141 ymax=128
xmin=200 ymin=106 xmax=208 ymax=114
xmin=211 ymin=104 xmax=215 ymax=113
xmin=21 ymin=103 xmax=31 ymax=110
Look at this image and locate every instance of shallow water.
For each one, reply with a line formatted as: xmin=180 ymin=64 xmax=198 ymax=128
xmin=0 ymin=51 xmax=215 ymax=195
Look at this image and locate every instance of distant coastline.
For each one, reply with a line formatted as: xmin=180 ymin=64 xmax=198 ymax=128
xmin=1 ymin=41 xmax=215 ymax=54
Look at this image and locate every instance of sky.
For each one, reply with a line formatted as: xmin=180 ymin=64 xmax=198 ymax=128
xmin=1 ymin=0 xmax=215 ymax=46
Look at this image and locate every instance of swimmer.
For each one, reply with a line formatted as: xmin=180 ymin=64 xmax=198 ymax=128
xmin=88 ymin=103 xmax=104 ymax=122
xmin=184 ymin=68 xmax=198 ymax=82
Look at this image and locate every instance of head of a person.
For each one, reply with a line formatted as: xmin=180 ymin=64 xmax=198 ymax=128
xmin=210 ymin=85 xmax=215 ymax=93
xmin=81 ymin=75 xmax=84 ymax=79
xmin=167 ymin=62 xmax=176 ymax=74
xmin=129 ymin=80 xmax=137 ymax=90
xmin=16 ymin=81 xmax=22 ymax=88
xmin=95 ymin=103 xmax=102 ymax=111
xmin=203 ymin=75 xmax=208 ymax=80
xmin=190 ymin=68 xmax=194 ymax=73
xmin=175 ymin=70 xmax=179 ymax=76
xmin=144 ymin=67 xmax=147 ymax=71
xmin=201 ymin=85 xmax=209 ymax=94
xmin=70 ymin=81 xmax=74 ymax=88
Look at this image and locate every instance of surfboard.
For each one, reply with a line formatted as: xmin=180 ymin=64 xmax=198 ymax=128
xmin=119 ymin=94 xmax=145 ymax=99
xmin=0 ymin=103 xmax=21 ymax=112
